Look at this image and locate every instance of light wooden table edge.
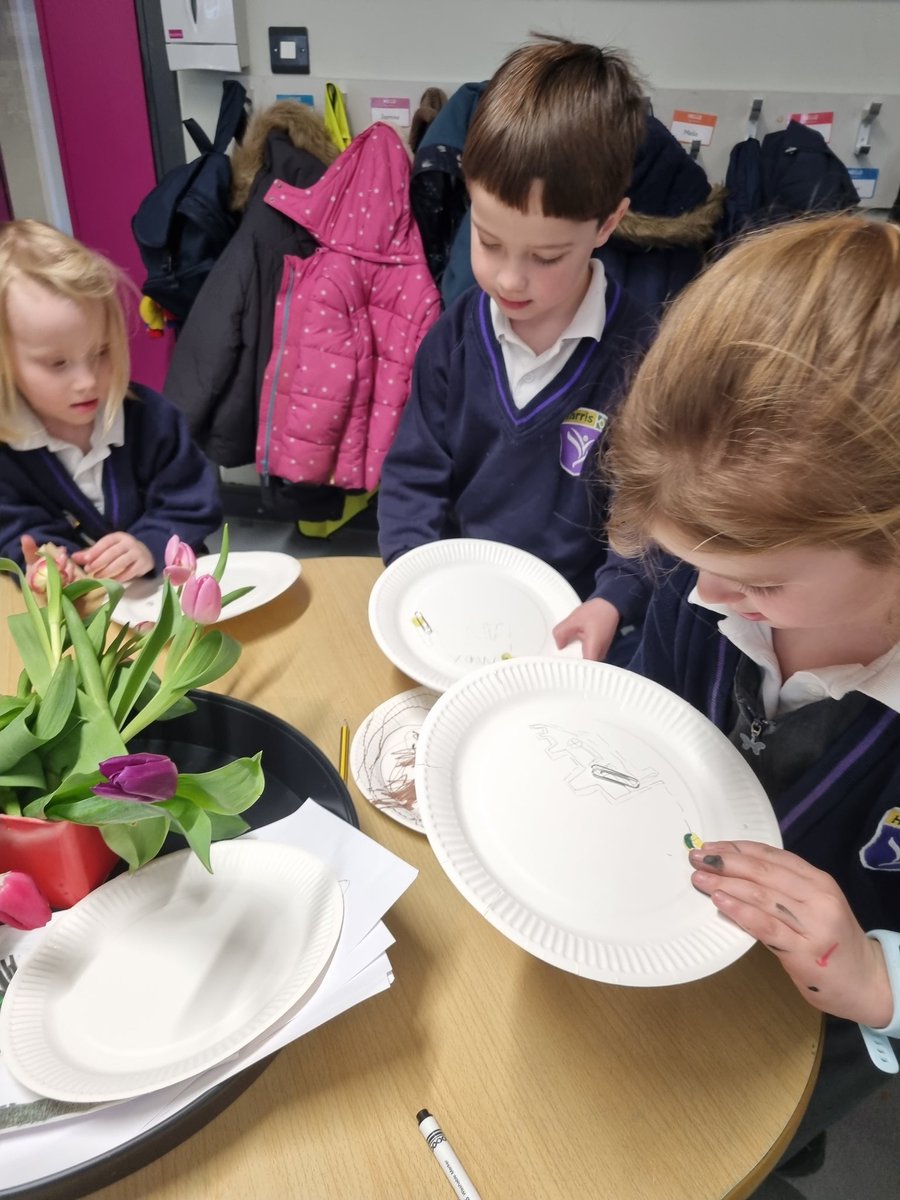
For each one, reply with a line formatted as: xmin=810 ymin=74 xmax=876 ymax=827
xmin=723 ymin=1014 xmax=824 ymax=1199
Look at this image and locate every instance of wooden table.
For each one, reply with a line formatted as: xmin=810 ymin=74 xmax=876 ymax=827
xmin=1 ymin=559 xmax=821 ymax=1200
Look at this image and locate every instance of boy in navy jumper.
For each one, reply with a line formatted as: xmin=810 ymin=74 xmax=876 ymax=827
xmin=378 ymin=37 xmax=653 ymax=660
xmin=0 ymin=220 xmax=220 ymax=582
xmin=605 ymin=215 xmax=900 ymax=1192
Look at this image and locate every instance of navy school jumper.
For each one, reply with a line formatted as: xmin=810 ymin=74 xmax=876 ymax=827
xmin=0 ymin=384 xmax=222 ymax=575
xmin=630 ymin=562 xmax=900 ymax=936
xmin=377 ymin=281 xmax=656 ymax=623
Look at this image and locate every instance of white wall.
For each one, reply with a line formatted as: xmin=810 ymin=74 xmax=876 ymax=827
xmin=175 ymin=0 xmax=900 ymax=205
xmin=243 ymin=1 xmax=900 ymax=92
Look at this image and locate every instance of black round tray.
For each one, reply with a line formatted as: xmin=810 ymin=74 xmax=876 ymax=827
xmin=2 ymin=691 xmax=357 ymax=1200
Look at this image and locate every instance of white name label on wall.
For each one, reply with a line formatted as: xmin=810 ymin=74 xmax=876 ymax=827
xmin=370 ymin=96 xmax=411 ymax=127
xmin=670 ymin=109 xmax=717 ymax=146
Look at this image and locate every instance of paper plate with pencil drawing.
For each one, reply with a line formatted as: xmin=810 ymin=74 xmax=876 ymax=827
xmin=114 ymin=551 xmax=301 ymax=626
xmin=368 ymin=539 xmax=582 ymax=692
xmin=350 ymin=687 xmax=440 ymax=833
xmin=415 ymin=656 xmax=782 ymax=986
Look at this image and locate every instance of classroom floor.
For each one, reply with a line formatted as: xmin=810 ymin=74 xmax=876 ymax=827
xmin=213 ymin=497 xmax=900 ymax=1200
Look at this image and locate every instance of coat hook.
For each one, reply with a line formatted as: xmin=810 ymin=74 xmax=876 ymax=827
xmin=747 ymin=97 xmax=763 ymax=140
xmin=688 ymin=138 xmax=701 ymax=160
xmin=855 ymin=102 xmax=882 ymax=157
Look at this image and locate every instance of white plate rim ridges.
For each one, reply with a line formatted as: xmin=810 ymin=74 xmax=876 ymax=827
xmin=115 ymin=551 xmax=301 ymax=626
xmin=368 ymin=539 xmax=581 ymax=691
xmin=414 ymin=656 xmax=782 ymax=986
xmin=0 ymin=840 xmax=343 ymax=1101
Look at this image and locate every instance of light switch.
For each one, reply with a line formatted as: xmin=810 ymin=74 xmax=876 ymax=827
xmin=269 ymin=26 xmax=310 ymax=74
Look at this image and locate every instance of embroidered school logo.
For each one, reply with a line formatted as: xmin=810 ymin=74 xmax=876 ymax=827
xmin=559 ymin=408 xmax=608 ymax=477
xmin=860 ymin=807 xmax=900 ymax=870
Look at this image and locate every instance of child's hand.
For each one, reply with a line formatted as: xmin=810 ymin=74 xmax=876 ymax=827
xmin=689 ymin=841 xmax=893 ymax=1026
xmin=552 ymin=597 xmax=621 ymax=661
xmin=72 ymin=533 xmax=154 ymax=582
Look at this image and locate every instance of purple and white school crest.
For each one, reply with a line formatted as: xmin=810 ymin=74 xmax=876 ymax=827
xmin=559 ymin=408 xmax=608 ymax=477
xmin=860 ymin=806 xmax=900 ymax=870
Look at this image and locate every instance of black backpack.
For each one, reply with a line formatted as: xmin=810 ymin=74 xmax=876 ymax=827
xmin=132 ymin=80 xmax=249 ymax=325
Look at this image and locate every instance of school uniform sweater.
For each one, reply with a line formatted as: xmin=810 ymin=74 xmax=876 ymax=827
xmin=629 ymin=563 xmax=900 ymax=935
xmin=377 ymin=282 xmax=655 ymax=617
xmin=0 ymin=385 xmax=222 ymax=574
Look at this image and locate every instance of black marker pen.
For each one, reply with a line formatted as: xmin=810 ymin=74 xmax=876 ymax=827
xmin=416 ymin=1109 xmax=482 ymax=1200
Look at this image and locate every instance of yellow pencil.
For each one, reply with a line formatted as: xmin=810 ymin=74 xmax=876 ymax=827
xmin=338 ymin=719 xmax=350 ymax=784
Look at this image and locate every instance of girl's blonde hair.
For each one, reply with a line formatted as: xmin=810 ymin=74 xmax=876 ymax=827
xmin=607 ymin=214 xmax=900 ymax=567
xmin=0 ymin=219 xmax=131 ymax=442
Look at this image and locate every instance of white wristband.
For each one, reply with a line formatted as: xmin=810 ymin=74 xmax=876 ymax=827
xmin=858 ymin=930 xmax=900 ymax=1074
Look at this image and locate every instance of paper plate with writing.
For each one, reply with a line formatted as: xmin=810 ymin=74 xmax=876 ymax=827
xmin=368 ymin=540 xmax=582 ymax=692
xmin=349 ymin=687 xmax=440 ymax=833
xmin=415 ymin=656 xmax=781 ymax=986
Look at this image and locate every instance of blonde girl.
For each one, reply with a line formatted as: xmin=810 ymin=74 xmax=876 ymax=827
xmin=0 ymin=220 xmax=220 ymax=581
xmin=607 ymin=214 xmax=900 ymax=1189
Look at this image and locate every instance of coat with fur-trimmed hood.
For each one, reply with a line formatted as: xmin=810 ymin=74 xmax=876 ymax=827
xmin=165 ymin=102 xmax=339 ymax=466
xmin=411 ymin=94 xmax=724 ymax=312
xmin=257 ymin=122 xmax=441 ymax=493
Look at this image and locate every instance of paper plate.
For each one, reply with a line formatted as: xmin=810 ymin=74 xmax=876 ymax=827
xmin=349 ymin=687 xmax=440 ymax=833
xmin=368 ymin=539 xmax=581 ymax=691
xmin=415 ymin=656 xmax=781 ymax=986
xmin=114 ymin=552 xmax=301 ymax=626
xmin=0 ymin=841 xmax=343 ymax=1101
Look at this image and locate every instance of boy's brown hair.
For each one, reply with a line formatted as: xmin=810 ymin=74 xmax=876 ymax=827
xmin=606 ymin=214 xmax=900 ymax=567
xmin=461 ymin=35 xmax=645 ymax=222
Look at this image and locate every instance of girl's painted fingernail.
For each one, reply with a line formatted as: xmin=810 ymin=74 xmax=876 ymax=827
xmin=701 ymin=854 xmax=725 ymax=869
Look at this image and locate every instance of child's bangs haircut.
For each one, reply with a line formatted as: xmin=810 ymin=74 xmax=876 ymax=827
xmin=607 ymin=214 xmax=900 ymax=566
xmin=0 ymin=219 xmax=131 ymax=442
xmin=461 ymin=35 xmax=645 ymax=223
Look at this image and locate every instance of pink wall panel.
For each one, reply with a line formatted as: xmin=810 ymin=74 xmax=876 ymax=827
xmin=34 ymin=1 xmax=171 ymax=389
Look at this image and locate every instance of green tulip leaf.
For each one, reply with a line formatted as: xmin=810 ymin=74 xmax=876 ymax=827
xmin=0 ymin=750 xmax=47 ymax=791
xmin=61 ymin=595 xmax=107 ymax=707
xmin=212 ymin=525 xmax=229 ymax=582
xmin=208 ymin=812 xmax=251 ymax=842
xmin=100 ymin=814 xmax=171 ymax=871
xmin=161 ymin=797 xmax=213 ymax=872
xmin=7 ymin=610 xmax=53 ymax=695
xmin=221 ymin=586 xmax=254 ymax=609
xmin=37 ymin=689 xmax=127 ymax=787
xmin=0 ymin=695 xmax=30 ymax=726
xmin=112 ymin=584 xmax=177 ymax=727
xmin=174 ymin=754 xmax=264 ymax=814
xmin=0 ymin=696 xmax=41 ymax=772
xmin=168 ymin=631 xmax=241 ymax=690
xmin=50 ymin=793 xmax=175 ymax=825
xmin=33 ymin=656 xmax=77 ymax=742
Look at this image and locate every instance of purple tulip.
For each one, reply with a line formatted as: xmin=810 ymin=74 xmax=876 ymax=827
xmin=180 ymin=572 xmax=222 ymax=624
xmin=0 ymin=871 xmax=52 ymax=930
xmin=163 ymin=535 xmax=197 ymax=586
xmin=93 ymin=752 xmax=179 ymax=802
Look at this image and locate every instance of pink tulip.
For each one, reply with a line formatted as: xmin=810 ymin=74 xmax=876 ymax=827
xmin=163 ymin=535 xmax=197 ymax=586
xmin=180 ymin=572 xmax=222 ymax=624
xmin=25 ymin=548 xmax=78 ymax=594
xmin=0 ymin=871 xmax=52 ymax=930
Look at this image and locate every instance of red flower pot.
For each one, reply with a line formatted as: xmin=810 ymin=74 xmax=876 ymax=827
xmin=0 ymin=815 xmax=119 ymax=909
